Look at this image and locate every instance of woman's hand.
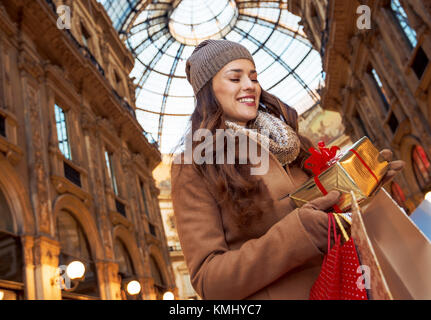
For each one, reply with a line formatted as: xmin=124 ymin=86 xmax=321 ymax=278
xmin=301 ymin=190 xmax=341 ymax=211
xmin=378 ymin=149 xmax=405 ymax=186
xmin=298 ymin=190 xmax=342 ymax=254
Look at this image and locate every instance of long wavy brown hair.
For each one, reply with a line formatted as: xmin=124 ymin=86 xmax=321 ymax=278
xmin=172 ymin=81 xmax=313 ymax=227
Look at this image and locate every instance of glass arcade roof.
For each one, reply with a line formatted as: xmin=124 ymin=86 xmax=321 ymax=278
xmin=98 ymin=0 xmax=323 ymax=154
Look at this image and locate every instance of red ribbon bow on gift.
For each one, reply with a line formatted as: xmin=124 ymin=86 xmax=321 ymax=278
xmin=304 ymin=141 xmax=341 ymax=175
xmin=304 ymin=141 xmax=343 ymax=213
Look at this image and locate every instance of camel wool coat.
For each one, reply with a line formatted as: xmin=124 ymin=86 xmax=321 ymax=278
xmin=171 ymin=146 xmax=326 ymax=300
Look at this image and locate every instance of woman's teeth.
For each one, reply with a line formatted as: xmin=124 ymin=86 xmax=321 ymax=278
xmin=238 ymin=98 xmax=254 ymax=103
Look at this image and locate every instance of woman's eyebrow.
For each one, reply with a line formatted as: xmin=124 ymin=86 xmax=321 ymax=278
xmin=226 ymin=69 xmax=243 ymax=74
xmin=226 ymin=69 xmax=257 ymax=74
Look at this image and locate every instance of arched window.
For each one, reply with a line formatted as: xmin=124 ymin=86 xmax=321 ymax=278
xmin=0 ymin=188 xmax=23 ymax=300
xmin=57 ymin=210 xmax=99 ymax=299
xmin=412 ymin=145 xmax=431 ymax=190
xmin=114 ymin=239 xmax=135 ymax=277
xmin=114 ymin=238 xmax=140 ymax=300
xmin=149 ymin=255 xmax=166 ymax=299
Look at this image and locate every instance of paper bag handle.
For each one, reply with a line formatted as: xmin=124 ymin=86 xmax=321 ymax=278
xmin=334 ymin=213 xmax=350 ymax=242
xmin=327 ymin=213 xmax=339 ymax=253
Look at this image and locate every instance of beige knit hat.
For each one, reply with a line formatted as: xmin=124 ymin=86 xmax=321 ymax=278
xmin=185 ymin=39 xmax=255 ymax=95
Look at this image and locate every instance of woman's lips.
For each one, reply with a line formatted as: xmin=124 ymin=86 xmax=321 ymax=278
xmin=237 ymin=96 xmax=256 ymax=107
xmin=240 ymin=101 xmax=256 ymax=107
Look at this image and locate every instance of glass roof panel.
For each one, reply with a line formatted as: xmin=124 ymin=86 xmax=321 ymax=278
xmin=235 ymin=19 xmax=254 ymax=34
xmin=247 ymin=23 xmax=273 ymax=44
xmin=237 ymin=36 xmax=259 ymax=54
xmin=98 ymin=0 xmax=141 ymax=30
xmin=263 ymin=30 xmax=289 ymax=56
xmin=153 ymin=54 xmax=176 ymax=75
xmin=253 ymin=49 xmax=274 ymax=72
xmin=164 ymin=96 xmax=195 ymax=114
xmin=168 ymin=77 xmax=194 ymax=97
xmin=258 ymin=62 xmax=287 ymax=89
xmin=136 ymin=88 xmax=164 ymax=110
xmin=142 ymin=71 xmax=169 ymax=95
xmin=98 ymin=0 xmax=323 ymax=154
xmin=280 ymin=41 xmax=311 ymax=68
xmin=224 ymin=29 xmax=243 ymax=42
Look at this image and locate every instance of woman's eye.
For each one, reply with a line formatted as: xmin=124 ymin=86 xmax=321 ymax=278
xmin=230 ymin=79 xmax=240 ymax=82
xmin=252 ymin=79 xmax=258 ymax=82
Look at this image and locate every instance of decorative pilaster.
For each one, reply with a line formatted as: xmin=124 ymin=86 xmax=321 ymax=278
xmin=94 ymin=260 xmax=109 ymax=300
xmin=102 ymin=261 xmax=122 ymax=300
xmin=33 ymin=236 xmax=61 ymax=300
xmin=19 ymin=47 xmax=53 ymax=236
xmin=21 ymin=235 xmax=36 ymax=300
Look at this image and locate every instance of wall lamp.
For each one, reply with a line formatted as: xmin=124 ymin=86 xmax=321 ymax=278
xmin=52 ymin=260 xmax=86 ymax=291
xmin=119 ymin=273 xmax=142 ymax=296
xmin=163 ymin=291 xmax=175 ymax=300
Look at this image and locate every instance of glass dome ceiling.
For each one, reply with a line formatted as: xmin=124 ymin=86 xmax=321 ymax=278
xmin=98 ymin=0 xmax=323 ymax=154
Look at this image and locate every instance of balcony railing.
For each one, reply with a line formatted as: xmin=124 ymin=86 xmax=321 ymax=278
xmin=62 ymin=29 xmax=106 ymax=78
xmin=81 ymin=46 xmax=106 ymax=77
xmin=112 ymin=89 xmax=136 ymax=118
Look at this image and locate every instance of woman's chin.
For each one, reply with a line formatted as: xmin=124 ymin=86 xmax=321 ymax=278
xmin=227 ymin=110 xmax=258 ymax=125
xmin=238 ymin=109 xmax=258 ymax=121
xmin=244 ymin=112 xmax=258 ymax=123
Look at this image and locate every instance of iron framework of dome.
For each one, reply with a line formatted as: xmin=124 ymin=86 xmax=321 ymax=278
xmin=98 ymin=0 xmax=323 ymax=154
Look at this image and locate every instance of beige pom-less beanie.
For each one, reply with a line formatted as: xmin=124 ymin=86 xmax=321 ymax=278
xmin=185 ymin=39 xmax=255 ymax=95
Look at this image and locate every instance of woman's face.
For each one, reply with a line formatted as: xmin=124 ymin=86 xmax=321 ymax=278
xmin=212 ymin=59 xmax=261 ymax=126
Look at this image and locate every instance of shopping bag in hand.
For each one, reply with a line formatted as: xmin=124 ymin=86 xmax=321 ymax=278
xmin=309 ymin=213 xmax=368 ymax=300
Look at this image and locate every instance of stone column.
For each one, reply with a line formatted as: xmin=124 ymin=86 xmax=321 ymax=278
xmin=21 ymin=235 xmax=36 ymax=300
xmin=103 ymin=261 xmax=122 ymax=300
xmin=94 ymin=260 xmax=109 ymax=300
xmin=33 ymin=236 xmax=61 ymax=300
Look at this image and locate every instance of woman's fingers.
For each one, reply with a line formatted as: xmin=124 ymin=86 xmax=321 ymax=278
xmin=388 ymin=160 xmax=405 ymax=171
xmin=378 ymin=149 xmax=393 ymax=162
xmin=381 ymin=161 xmax=405 ymax=185
xmin=376 ymin=149 xmax=405 ymax=185
xmin=304 ymin=190 xmax=341 ymax=211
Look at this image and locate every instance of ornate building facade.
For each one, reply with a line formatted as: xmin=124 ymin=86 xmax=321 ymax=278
xmin=0 ymin=0 xmax=175 ymax=299
xmin=292 ymin=0 xmax=431 ymax=213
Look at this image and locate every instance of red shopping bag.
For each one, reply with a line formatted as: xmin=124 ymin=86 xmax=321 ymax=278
xmin=309 ymin=213 xmax=368 ymax=300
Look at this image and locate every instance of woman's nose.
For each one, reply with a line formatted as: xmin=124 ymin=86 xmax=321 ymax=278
xmin=242 ymin=77 xmax=255 ymax=91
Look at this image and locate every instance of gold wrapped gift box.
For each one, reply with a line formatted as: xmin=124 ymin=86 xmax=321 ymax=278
xmin=290 ymin=136 xmax=389 ymax=212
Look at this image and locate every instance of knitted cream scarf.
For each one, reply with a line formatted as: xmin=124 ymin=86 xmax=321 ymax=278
xmin=225 ymin=110 xmax=301 ymax=166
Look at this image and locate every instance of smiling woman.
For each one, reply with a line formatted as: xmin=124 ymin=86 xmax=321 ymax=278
xmin=212 ymin=59 xmax=261 ymax=126
xmin=170 ymin=38 xmax=404 ymax=299
xmin=170 ymin=39 xmax=349 ymax=299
